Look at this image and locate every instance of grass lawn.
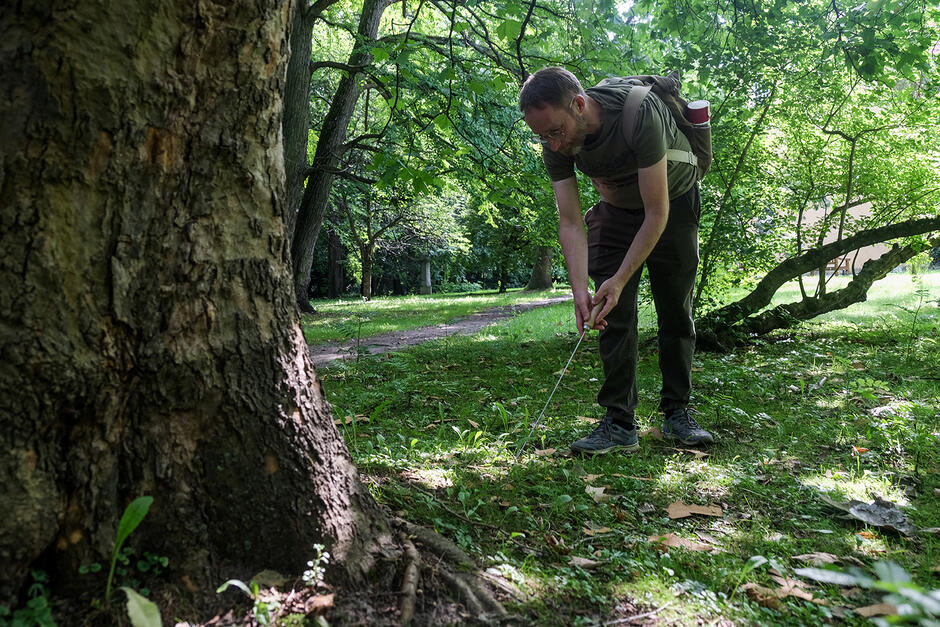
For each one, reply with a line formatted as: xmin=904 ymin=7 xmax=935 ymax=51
xmin=316 ymin=273 xmax=939 ymax=625
xmin=301 ymin=288 xmax=570 ymax=345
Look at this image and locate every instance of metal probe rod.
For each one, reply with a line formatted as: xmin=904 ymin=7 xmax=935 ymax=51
xmin=514 ymin=302 xmax=603 ymax=459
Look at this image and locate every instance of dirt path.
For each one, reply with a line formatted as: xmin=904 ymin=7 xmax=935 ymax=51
xmin=308 ymin=295 xmax=572 ymax=366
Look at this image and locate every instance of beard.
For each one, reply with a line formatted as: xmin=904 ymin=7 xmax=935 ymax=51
xmin=559 ymin=112 xmax=589 ymax=156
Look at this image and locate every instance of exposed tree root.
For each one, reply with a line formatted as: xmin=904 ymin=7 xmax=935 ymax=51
xmin=394 ymin=517 xmax=509 ymax=623
xmin=398 ymin=533 xmax=421 ymax=625
xmin=396 ymin=519 xmax=474 ymax=568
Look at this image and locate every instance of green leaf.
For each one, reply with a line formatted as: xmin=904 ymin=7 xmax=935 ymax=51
xmin=496 ymin=20 xmax=522 ymax=40
xmin=794 ymin=567 xmax=865 ymax=587
xmin=873 ymin=561 xmax=911 ymax=585
xmin=216 ymin=579 xmax=253 ymax=597
xmin=743 ymin=555 xmax=768 ymax=574
xmin=371 ymin=46 xmax=389 ymax=63
xmin=434 ymin=115 xmax=451 ymax=131
xmin=122 ymin=587 xmax=162 ymax=627
xmin=116 ymin=497 xmax=154 ymax=554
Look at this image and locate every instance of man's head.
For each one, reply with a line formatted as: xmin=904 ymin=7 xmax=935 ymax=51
xmin=519 ymin=67 xmax=590 ymax=157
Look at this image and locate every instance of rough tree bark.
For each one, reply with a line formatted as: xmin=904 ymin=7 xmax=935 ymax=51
xmin=0 ymin=0 xmax=398 ymax=614
xmin=525 ymin=245 xmax=554 ymax=290
xmin=282 ymin=0 xmax=317 ymax=235
xmin=289 ymin=0 xmax=391 ymax=313
xmin=697 ymin=216 xmax=940 ymax=350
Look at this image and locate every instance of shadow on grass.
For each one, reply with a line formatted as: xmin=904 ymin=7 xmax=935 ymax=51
xmin=319 ymin=308 xmax=939 ymax=624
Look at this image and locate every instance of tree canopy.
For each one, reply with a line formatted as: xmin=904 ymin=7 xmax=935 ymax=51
xmin=290 ymin=0 xmax=938 ymax=320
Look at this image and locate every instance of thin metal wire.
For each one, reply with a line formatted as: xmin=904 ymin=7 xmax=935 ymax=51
xmin=514 ymin=325 xmax=587 ymax=460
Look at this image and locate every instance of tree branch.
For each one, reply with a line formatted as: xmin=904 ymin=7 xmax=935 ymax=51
xmin=704 ymin=213 xmax=940 ymax=332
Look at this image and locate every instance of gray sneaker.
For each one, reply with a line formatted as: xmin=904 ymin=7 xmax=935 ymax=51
xmin=570 ymin=417 xmax=639 ymax=455
xmin=663 ymin=408 xmax=714 ymax=445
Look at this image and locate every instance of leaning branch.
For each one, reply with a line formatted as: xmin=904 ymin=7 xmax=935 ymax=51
xmin=710 ymin=214 xmax=940 ymax=325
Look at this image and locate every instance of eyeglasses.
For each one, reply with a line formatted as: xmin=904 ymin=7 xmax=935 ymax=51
xmin=533 ymin=126 xmax=566 ymax=146
xmin=532 ymin=96 xmax=577 ymax=146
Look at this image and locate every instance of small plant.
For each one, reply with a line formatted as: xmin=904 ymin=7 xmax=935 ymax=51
xmin=848 ymin=377 xmax=891 ymax=403
xmin=0 ymin=571 xmax=56 ymax=627
xmin=302 ymin=544 xmax=331 ymax=588
xmin=796 ymin=560 xmax=939 ymax=625
xmin=216 ymin=579 xmax=280 ymax=626
xmin=106 ymin=497 xmax=153 ymax=603
xmin=729 ymin=555 xmax=768 ymax=599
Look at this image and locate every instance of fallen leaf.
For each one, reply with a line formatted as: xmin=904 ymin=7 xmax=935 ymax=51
xmin=569 ymin=556 xmax=602 ymax=569
xmin=855 ymin=603 xmax=897 ymax=617
xmin=770 ymin=575 xmax=815 ymax=601
xmin=820 ymin=494 xmax=918 ymax=536
xmin=582 ymin=525 xmax=613 ymax=536
xmin=581 ymin=474 xmax=604 ymax=483
xmin=851 ymin=361 xmax=866 ymax=370
xmin=614 ymin=474 xmax=654 ymax=481
xmin=534 ymin=448 xmax=556 ymax=456
xmin=576 ymin=415 xmax=595 ymax=423
xmin=857 ymin=531 xmax=877 ymax=539
xmin=694 ymin=531 xmax=722 ymax=547
xmin=793 ymin=552 xmax=840 ymax=565
xmin=669 ymin=447 xmax=710 ymax=458
xmin=739 ymin=583 xmax=782 ymax=609
xmin=648 ymin=533 xmax=713 ymax=552
xmin=639 ymin=426 xmax=664 ymax=440
xmin=467 ymin=419 xmax=480 ymax=428
xmin=667 ymin=502 xmax=723 ymax=519
xmin=306 ymin=593 xmax=335 ymax=612
xmin=851 ymin=446 xmax=869 ymax=455
xmin=334 ymin=414 xmax=369 ymax=425
xmin=585 ymin=486 xmax=611 ymax=503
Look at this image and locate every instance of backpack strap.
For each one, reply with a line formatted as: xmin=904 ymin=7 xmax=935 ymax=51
xmin=621 ymin=84 xmax=698 ymax=168
xmin=621 ymin=85 xmax=651 ymax=150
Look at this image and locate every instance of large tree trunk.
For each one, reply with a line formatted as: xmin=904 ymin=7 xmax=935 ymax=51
xmin=360 ymin=247 xmax=375 ymax=300
xmin=525 ymin=245 xmax=554 ymax=290
xmin=289 ymin=0 xmax=390 ymax=313
xmin=0 ymin=0 xmax=393 ymax=610
xmin=327 ymin=228 xmax=347 ymax=298
xmin=282 ymin=0 xmax=316 ymax=236
xmin=420 ymin=258 xmax=433 ymax=295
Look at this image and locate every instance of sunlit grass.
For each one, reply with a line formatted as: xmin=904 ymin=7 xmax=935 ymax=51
xmin=317 ymin=279 xmax=940 ymax=624
xmin=768 ymin=269 xmax=940 ymax=322
xmin=301 ymin=287 xmax=570 ymax=344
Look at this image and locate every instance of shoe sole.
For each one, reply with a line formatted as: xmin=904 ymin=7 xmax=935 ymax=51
xmin=570 ymin=442 xmax=640 ymax=456
xmin=663 ymin=432 xmax=714 ymax=446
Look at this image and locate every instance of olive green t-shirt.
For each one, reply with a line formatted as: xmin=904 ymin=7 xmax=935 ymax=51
xmin=542 ymin=84 xmax=697 ymax=209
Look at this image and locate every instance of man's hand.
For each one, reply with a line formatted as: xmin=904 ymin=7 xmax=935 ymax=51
xmin=591 ymin=276 xmax=625 ymax=329
xmin=573 ymin=289 xmax=593 ymax=332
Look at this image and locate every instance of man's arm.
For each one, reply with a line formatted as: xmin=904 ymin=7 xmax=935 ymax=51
xmin=552 ymin=176 xmax=596 ymax=331
xmin=591 ymin=155 xmax=670 ymax=325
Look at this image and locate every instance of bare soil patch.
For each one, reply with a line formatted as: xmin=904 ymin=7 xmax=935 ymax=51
xmin=307 ymin=295 xmax=571 ymax=366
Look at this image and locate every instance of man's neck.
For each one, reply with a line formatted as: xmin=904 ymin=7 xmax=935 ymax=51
xmin=583 ymin=95 xmax=603 ymax=135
